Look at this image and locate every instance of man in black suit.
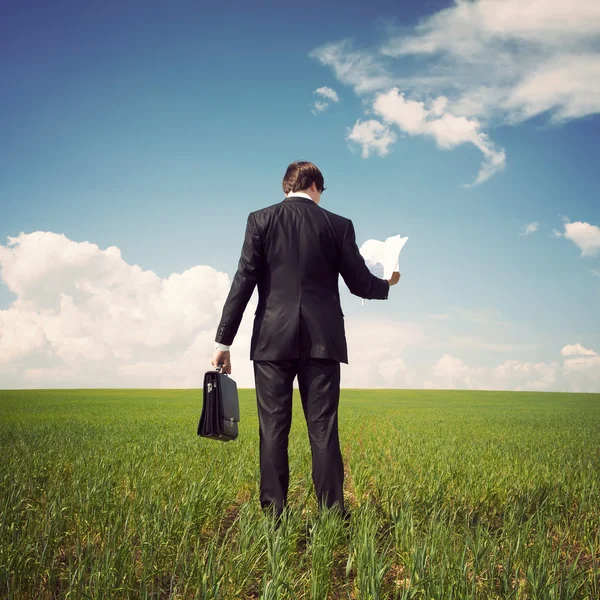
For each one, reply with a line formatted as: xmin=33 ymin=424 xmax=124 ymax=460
xmin=211 ymin=161 xmax=400 ymax=519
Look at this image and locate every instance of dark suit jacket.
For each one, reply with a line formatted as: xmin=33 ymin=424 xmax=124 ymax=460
xmin=215 ymin=196 xmax=390 ymax=363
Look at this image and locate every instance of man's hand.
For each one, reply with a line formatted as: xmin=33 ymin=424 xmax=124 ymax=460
xmin=388 ymin=271 xmax=401 ymax=286
xmin=211 ymin=349 xmax=231 ymax=374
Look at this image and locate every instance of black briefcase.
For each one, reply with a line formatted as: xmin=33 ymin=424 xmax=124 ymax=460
xmin=197 ymin=366 xmax=240 ymax=442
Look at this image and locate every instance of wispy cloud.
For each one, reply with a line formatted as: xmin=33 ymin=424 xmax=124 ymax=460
xmin=312 ymin=101 xmax=329 ymax=114
xmin=520 ymin=222 xmax=539 ymax=236
xmin=315 ymin=86 xmax=340 ymax=103
xmin=443 ymin=336 xmax=539 ymax=352
xmin=433 ymin=306 xmax=508 ymax=325
xmin=309 ymin=41 xmax=393 ymax=94
xmin=310 ymin=0 xmax=600 ymax=185
xmin=379 ymin=0 xmax=600 ymax=123
xmin=311 ymin=86 xmax=340 ymax=114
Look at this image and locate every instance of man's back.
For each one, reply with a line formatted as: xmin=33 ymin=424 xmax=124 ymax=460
xmin=215 ymin=194 xmax=389 ymax=363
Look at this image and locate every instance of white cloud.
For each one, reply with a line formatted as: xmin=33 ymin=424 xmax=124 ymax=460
xmin=433 ymin=355 xmax=555 ymax=392
xmin=520 ymin=222 xmax=539 ymax=236
xmin=424 ymin=346 xmax=600 ymax=393
xmin=563 ymin=354 xmax=600 ymax=373
xmin=382 ymin=1 xmax=600 ymax=57
xmin=0 ymin=233 xmax=425 ymax=390
xmin=0 ymin=232 xmax=255 ymax=389
xmin=591 ymin=269 xmax=600 ymax=276
xmin=340 ymin=319 xmax=423 ymax=389
xmin=561 ymin=221 xmax=600 ymax=256
xmin=310 ymin=0 xmax=600 ymax=184
xmin=311 ymin=87 xmax=341 ymax=114
xmin=1 ymin=232 xmax=599 ymax=392
xmin=424 ymin=354 xmax=476 ymax=390
xmin=372 ymin=88 xmax=506 ymax=185
xmin=314 ymin=86 xmax=340 ymax=103
xmin=561 ymin=343 xmax=597 ymax=357
xmin=346 ymin=119 xmax=397 ymax=158
xmin=493 ymin=360 xmax=559 ymax=392
xmin=337 ymin=315 xmax=599 ymax=392
xmin=379 ymin=0 xmax=600 ymax=123
xmin=561 ymin=344 xmax=600 ymax=388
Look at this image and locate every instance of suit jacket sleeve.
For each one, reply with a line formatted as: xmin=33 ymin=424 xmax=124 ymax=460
xmin=215 ymin=213 xmax=262 ymax=346
xmin=339 ymin=219 xmax=390 ymax=300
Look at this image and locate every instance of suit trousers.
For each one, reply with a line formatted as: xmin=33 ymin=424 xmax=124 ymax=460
xmin=253 ymin=357 xmax=345 ymax=516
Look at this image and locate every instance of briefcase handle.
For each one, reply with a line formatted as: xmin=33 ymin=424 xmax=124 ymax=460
xmin=215 ymin=362 xmax=228 ymax=376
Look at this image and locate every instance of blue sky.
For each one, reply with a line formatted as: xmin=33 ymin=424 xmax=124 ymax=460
xmin=1 ymin=0 xmax=599 ymax=390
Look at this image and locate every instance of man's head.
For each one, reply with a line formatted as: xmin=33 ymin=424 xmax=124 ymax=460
xmin=282 ymin=161 xmax=326 ymax=204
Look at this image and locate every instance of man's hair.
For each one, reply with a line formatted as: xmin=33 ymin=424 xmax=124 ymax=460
xmin=282 ymin=161 xmax=326 ymax=195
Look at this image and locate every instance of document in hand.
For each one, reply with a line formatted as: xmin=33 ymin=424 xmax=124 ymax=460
xmin=359 ymin=234 xmax=408 ymax=280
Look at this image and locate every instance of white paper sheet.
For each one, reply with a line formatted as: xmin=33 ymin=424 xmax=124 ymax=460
xmin=359 ymin=234 xmax=408 ymax=280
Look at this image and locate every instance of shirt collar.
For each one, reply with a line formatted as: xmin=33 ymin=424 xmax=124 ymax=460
xmin=285 ymin=191 xmax=314 ymax=202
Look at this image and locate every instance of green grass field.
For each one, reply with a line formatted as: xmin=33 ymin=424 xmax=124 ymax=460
xmin=1 ymin=389 xmax=599 ymax=599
